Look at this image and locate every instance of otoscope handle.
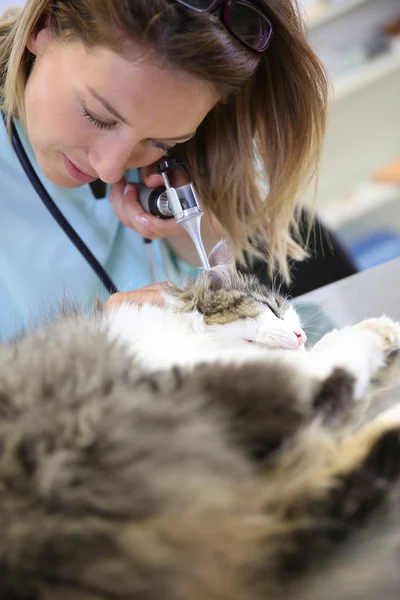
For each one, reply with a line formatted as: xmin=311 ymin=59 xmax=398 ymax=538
xmin=137 ymin=158 xmax=185 ymax=218
xmin=137 ymin=185 xmax=172 ymax=219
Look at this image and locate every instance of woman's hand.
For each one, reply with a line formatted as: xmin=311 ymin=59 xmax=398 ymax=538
xmin=109 ymin=166 xmax=188 ymax=241
xmin=104 ymin=283 xmax=168 ymax=310
xmin=110 ymin=163 xmax=227 ymax=266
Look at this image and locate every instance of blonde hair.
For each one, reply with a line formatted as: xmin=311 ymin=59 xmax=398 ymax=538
xmin=0 ymin=0 xmax=328 ymax=280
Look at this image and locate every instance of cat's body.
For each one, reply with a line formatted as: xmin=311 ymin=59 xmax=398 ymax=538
xmin=1 ymin=241 xmax=400 ymax=600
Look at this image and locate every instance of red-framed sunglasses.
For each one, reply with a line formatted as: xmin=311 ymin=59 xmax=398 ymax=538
xmin=174 ymin=0 xmax=274 ymax=52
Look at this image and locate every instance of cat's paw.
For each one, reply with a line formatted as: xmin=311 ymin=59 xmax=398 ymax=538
xmin=354 ymin=316 xmax=400 ymax=359
xmin=352 ymin=317 xmax=400 ymax=392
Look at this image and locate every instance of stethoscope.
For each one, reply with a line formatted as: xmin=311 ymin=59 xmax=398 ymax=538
xmin=1 ymin=112 xmax=210 ymax=296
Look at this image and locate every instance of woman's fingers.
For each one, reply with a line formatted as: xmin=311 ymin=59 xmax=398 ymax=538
xmin=104 ymin=283 xmax=170 ymax=310
xmin=109 ymin=178 xmax=184 ymax=240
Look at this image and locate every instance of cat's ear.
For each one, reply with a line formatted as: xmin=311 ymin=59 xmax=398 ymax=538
xmin=207 ymin=241 xmax=237 ymax=290
xmin=208 ymin=240 xmax=236 ymax=271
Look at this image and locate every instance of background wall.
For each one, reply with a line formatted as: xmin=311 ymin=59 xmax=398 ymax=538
xmin=0 ymin=0 xmax=21 ymax=11
xmin=300 ymin=0 xmax=400 ymax=272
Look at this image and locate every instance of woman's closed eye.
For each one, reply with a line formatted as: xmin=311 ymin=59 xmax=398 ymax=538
xmin=81 ymin=105 xmax=116 ymax=131
xmin=148 ymin=140 xmax=173 ymax=154
xmin=81 ymin=105 xmax=173 ymax=154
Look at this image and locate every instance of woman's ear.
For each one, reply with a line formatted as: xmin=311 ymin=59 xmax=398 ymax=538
xmin=27 ymin=24 xmax=51 ymax=56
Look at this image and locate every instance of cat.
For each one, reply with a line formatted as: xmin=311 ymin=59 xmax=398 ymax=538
xmin=0 ymin=240 xmax=400 ymax=600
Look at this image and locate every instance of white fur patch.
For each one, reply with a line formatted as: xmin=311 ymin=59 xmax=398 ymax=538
xmin=104 ymin=303 xmax=269 ymax=373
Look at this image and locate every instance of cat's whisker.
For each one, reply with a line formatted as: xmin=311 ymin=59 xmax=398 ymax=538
xmin=295 ymin=307 xmax=333 ymax=326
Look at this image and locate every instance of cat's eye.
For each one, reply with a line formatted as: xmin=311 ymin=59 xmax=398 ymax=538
xmin=253 ymin=295 xmax=281 ymax=319
xmin=267 ymin=304 xmax=281 ymax=319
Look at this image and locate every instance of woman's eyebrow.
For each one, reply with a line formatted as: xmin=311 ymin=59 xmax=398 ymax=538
xmin=88 ymin=87 xmax=129 ymax=124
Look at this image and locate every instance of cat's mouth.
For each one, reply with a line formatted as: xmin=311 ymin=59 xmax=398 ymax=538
xmin=244 ymin=339 xmax=270 ymax=349
xmin=244 ymin=339 xmax=303 ymax=351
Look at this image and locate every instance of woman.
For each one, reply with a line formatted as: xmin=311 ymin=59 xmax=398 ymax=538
xmin=0 ymin=0 xmax=327 ymax=339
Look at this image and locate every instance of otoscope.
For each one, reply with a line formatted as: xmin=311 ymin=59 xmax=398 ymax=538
xmin=137 ymin=158 xmax=211 ymax=270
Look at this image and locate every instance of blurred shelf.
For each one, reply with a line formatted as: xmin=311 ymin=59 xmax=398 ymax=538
xmin=309 ymin=0 xmax=373 ymax=28
xmin=333 ymin=51 xmax=400 ymax=101
xmin=321 ymin=182 xmax=400 ymax=228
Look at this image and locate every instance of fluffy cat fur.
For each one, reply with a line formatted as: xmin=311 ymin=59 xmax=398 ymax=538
xmin=0 ymin=241 xmax=400 ymax=600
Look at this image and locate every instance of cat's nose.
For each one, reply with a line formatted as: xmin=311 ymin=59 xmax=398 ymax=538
xmin=293 ymin=328 xmax=307 ymax=346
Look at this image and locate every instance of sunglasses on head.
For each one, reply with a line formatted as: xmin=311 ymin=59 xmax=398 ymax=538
xmin=174 ymin=0 xmax=274 ymax=53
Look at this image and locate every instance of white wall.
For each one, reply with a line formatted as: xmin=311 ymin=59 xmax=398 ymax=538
xmin=308 ymin=60 xmax=400 ymax=209
xmin=0 ymin=0 xmax=23 ymax=11
xmin=301 ymin=0 xmax=400 ymax=233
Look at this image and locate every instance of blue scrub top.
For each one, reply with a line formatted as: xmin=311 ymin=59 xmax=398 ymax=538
xmin=0 ymin=118 xmax=198 ymax=340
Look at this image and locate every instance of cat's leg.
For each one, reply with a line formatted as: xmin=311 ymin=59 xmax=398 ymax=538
xmin=373 ymin=399 xmax=400 ymax=424
xmin=190 ymin=358 xmax=355 ymax=463
xmin=306 ymin=316 xmax=400 ymax=408
xmin=259 ymin=406 xmax=400 ymax=585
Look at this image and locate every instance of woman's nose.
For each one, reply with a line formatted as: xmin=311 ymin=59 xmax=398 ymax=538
xmin=293 ymin=328 xmax=307 ymax=347
xmin=88 ymin=141 xmax=135 ymax=184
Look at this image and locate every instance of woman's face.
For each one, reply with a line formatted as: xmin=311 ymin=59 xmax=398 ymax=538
xmin=25 ymin=28 xmax=218 ymax=188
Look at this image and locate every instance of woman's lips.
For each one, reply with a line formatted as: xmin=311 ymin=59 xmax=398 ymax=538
xmin=63 ymin=155 xmax=97 ymax=183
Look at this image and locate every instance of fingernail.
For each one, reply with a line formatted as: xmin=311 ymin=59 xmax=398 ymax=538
xmin=124 ymin=183 xmax=134 ymax=196
xmin=136 ymin=215 xmax=149 ymax=226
